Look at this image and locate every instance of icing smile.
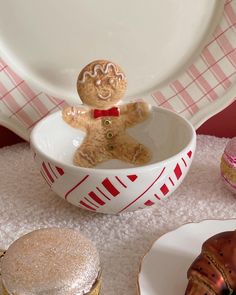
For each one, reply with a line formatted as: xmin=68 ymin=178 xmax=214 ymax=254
xmin=97 ymin=91 xmax=111 ymax=100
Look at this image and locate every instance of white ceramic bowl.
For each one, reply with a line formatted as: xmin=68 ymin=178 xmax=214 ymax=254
xmin=30 ymin=106 xmax=196 ymax=214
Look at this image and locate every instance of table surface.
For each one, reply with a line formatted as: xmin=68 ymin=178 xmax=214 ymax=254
xmin=0 ymin=135 xmax=235 ymax=295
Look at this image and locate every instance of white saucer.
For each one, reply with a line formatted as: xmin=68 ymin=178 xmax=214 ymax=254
xmin=138 ymin=219 xmax=236 ymax=295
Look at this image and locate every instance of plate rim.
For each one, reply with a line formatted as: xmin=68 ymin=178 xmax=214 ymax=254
xmin=137 ymin=217 xmax=236 ymax=295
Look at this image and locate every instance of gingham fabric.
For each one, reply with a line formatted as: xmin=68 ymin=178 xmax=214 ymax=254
xmin=153 ymin=0 xmax=236 ymax=118
xmin=0 ymin=0 xmax=236 ymax=140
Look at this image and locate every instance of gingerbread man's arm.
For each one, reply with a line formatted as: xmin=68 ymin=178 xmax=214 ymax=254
xmin=62 ymin=106 xmax=90 ymax=131
xmin=120 ymin=101 xmax=150 ymax=128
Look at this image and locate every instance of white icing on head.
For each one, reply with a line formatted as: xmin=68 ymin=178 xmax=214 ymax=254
xmin=78 ymin=62 xmax=125 ymax=84
xmin=98 ymin=92 xmax=111 ymax=100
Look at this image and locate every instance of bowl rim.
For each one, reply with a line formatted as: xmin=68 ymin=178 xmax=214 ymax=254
xmin=30 ymin=106 xmax=196 ymax=174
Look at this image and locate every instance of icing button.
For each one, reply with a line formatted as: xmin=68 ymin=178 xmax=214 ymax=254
xmin=103 ymin=119 xmax=112 ymax=126
xmin=106 ymin=131 xmax=114 ymax=139
xmin=107 ymin=144 xmax=114 ymax=150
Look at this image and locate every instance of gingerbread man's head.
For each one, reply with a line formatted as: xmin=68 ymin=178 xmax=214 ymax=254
xmin=77 ymin=60 xmax=127 ymax=108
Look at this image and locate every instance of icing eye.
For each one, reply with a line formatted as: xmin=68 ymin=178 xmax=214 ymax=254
xmin=95 ymin=79 xmax=101 ymax=86
xmin=109 ymin=78 xmax=115 ymax=85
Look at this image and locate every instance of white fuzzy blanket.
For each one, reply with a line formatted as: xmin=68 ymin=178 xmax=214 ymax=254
xmin=0 ymin=135 xmax=236 ymax=295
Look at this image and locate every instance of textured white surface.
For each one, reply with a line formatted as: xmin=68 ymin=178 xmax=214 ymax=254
xmin=0 ymin=135 xmax=236 ymax=295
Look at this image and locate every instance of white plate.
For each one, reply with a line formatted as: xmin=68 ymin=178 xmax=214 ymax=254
xmin=138 ymin=219 xmax=236 ymax=295
xmin=0 ymin=1 xmax=235 ymax=141
xmin=0 ymin=0 xmax=223 ymax=102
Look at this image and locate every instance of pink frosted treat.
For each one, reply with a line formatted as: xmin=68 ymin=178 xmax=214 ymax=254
xmin=220 ymin=137 xmax=236 ymax=194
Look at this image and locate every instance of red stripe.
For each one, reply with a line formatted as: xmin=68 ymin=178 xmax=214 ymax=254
xmin=119 ymin=167 xmax=166 ymax=213
xmin=225 ymin=2 xmax=236 ymax=26
xmin=0 ymin=65 xmax=7 ymax=72
xmin=4 ymin=65 xmax=23 ymax=85
xmin=201 ymin=48 xmax=231 ymax=89
xmin=96 ymin=187 xmax=110 ymax=200
xmin=187 ymin=65 xmax=218 ymax=101
xmin=215 ymin=28 xmax=236 ymax=69
xmin=171 ymin=81 xmax=199 ymax=115
xmin=5 ymin=77 xmax=47 ymax=118
xmin=27 ymin=100 xmax=66 ymax=129
xmin=157 ymin=47 xmax=236 ymax=107
xmin=144 ymin=200 xmax=154 ymax=206
xmin=115 ymin=176 xmax=127 ymax=188
xmin=88 ymin=191 xmax=105 ymax=205
xmin=29 ymin=92 xmax=49 ymax=116
xmin=160 ymin=184 xmax=169 ymax=195
xmin=182 ymin=158 xmax=187 ymax=167
xmin=152 ymin=91 xmax=175 ymax=110
xmin=40 ymin=170 xmax=51 ymax=187
xmin=0 ymin=98 xmax=32 ymax=128
xmin=84 ymin=197 xmax=99 ymax=208
xmin=169 ymin=177 xmax=174 ymax=186
xmin=0 ymin=81 xmax=24 ymax=98
xmin=154 ymin=194 xmax=161 ymax=200
xmin=208 ymin=24 xmax=235 ymax=46
xmin=79 ymin=200 xmax=96 ymax=211
xmin=187 ymin=151 xmax=192 ymax=158
xmin=9 ymin=92 xmax=42 ymax=117
xmin=64 ymin=175 xmax=89 ymax=199
xmin=17 ymin=81 xmax=37 ymax=100
xmin=45 ymin=93 xmax=66 ymax=105
xmin=102 ymin=178 xmax=119 ymax=196
xmin=179 ymin=71 xmax=236 ymax=114
xmin=48 ymin=162 xmax=57 ymax=179
xmin=127 ymin=175 xmax=138 ymax=182
xmin=0 ymin=85 xmax=34 ymax=127
xmin=215 ymin=27 xmax=234 ymax=54
xmin=56 ymin=166 xmax=64 ymax=175
xmin=42 ymin=162 xmax=54 ymax=183
xmin=174 ymin=163 xmax=182 ymax=180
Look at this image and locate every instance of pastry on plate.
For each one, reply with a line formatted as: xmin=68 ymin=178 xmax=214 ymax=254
xmin=185 ymin=230 xmax=236 ymax=295
xmin=221 ymin=137 xmax=236 ymax=194
xmin=0 ymin=228 xmax=101 ymax=295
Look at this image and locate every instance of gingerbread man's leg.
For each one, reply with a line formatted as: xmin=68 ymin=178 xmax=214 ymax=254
xmin=74 ymin=140 xmax=112 ymax=168
xmin=113 ymin=134 xmax=151 ymax=165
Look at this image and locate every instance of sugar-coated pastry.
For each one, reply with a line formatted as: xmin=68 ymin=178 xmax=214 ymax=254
xmin=220 ymin=137 xmax=236 ymax=194
xmin=62 ymin=59 xmax=151 ymax=168
xmin=185 ymin=230 xmax=236 ymax=295
xmin=1 ymin=228 xmax=101 ymax=295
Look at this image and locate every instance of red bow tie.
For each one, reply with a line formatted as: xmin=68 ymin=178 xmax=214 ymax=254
xmin=93 ymin=107 xmax=120 ymax=119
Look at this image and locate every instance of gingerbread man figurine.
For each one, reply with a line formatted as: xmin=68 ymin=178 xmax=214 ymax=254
xmin=62 ymin=60 xmax=151 ymax=168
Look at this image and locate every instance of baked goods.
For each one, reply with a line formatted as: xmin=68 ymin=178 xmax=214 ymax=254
xmin=221 ymin=137 xmax=236 ymax=194
xmin=185 ymin=230 xmax=236 ymax=295
xmin=62 ymin=59 xmax=151 ymax=168
xmin=77 ymin=60 xmax=127 ymax=109
xmin=1 ymin=228 xmax=101 ymax=295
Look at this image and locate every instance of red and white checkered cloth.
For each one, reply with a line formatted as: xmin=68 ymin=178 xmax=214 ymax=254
xmin=0 ymin=0 xmax=236 ymax=140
